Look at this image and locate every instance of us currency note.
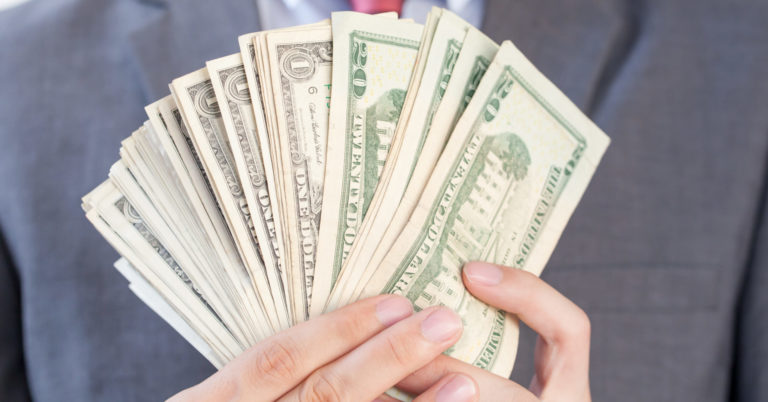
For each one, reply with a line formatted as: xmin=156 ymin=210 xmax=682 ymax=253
xmin=361 ymin=41 xmax=610 ymax=376
xmin=118 ymin=128 xmax=220 ymax=278
xmin=83 ymin=180 xmax=242 ymax=362
xmin=113 ymin=134 xmax=238 ymax=326
xmin=249 ymin=29 xmax=299 ymax=319
xmin=113 ymin=135 xmax=261 ymax=344
xmin=114 ymin=257 xmax=224 ymax=368
xmin=244 ymin=20 xmax=332 ymax=202
xmin=240 ymin=33 xmax=293 ymax=320
xmin=100 ymin=175 xmax=219 ymax=325
xmin=242 ymin=22 xmax=332 ymax=321
xmin=263 ymin=26 xmax=333 ymax=321
xmin=208 ymin=54 xmax=286 ymax=315
xmin=150 ymin=97 xmax=272 ymax=339
xmin=108 ymin=164 xmax=237 ymax=341
xmin=346 ymin=28 xmax=500 ymax=304
xmin=427 ymin=29 xmax=499 ymax=141
xmin=148 ymin=98 xmax=242 ymax=282
xmin=312 ymin=12 xmax=423 ymax=316
xmin=172 ymin=69 xmax=288 ymax=330
xmin=327 ymin=10 xmax=478 ymax=311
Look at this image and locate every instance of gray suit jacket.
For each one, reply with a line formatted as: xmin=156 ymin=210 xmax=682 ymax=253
xmin=0 ymin=0 xmax=766 ymax=400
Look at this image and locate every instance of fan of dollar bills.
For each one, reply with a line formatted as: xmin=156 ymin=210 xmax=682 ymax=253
xmin=81 ymin=9 xmax=609 ymax=376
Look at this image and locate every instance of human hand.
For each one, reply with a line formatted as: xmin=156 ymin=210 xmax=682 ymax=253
xmin=168 ymin=294 xmax=467 ymax=401
xmin=385 ymin=262 xmax=592 ymax=402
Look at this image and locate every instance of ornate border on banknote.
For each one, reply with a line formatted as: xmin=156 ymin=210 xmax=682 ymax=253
xmin=276 ymin=39 xmax=333 ymax=311
xmin=414 ymin=38 xmax=461 ymax=164
xmin=332 ymin=30 xmax=421 ymax=282
xmin=456 ymin=56 xmax=491 ymax=123
xmin=381 ymin=66 xmax=589 ymax=369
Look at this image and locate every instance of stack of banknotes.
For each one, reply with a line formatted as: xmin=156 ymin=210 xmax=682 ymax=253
xmin=82 ymin=8 xmax=610 ymax=377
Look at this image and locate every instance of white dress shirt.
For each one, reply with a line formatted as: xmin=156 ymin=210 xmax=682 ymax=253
xmin=255 ymin=0 xmax=485 ymax=30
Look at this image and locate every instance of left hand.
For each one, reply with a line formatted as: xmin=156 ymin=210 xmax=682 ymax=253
xmin=378 ymin=261 xmax=592 ymax=402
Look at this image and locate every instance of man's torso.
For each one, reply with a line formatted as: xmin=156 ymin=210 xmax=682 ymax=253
xmin=0 ymin=0 xmax=766 ymax=400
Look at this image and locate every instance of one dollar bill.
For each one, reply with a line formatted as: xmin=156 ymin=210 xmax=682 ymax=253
xmin=171 ymin=69 xmax=288 ymax=331
xmin=262 ymin=26 xmax=333 ymax=322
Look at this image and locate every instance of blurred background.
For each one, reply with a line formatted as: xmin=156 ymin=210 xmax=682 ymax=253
xmin=0 ymin=0 xmax=28 ymax=11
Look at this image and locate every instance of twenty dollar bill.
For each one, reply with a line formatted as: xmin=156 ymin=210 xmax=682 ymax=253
xmin=312 ymin=12 xmax=423 ymax=316
xmin=361 ymin=41 xmax=610 ymax=376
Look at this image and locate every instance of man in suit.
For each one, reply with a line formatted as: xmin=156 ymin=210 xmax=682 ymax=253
xmin=0 ymin=0 xmax=766 ymax=400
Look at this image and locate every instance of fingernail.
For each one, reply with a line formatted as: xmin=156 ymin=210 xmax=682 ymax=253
xmin=464 ymin=262 xmax=503 ymax=286
xmin=376 ymin=296 xmax=413 ymax=326
xmin=421 ymin=308 xmax=462 ymax=343
xmin=436 ymin=374 xmax=476 ymax=402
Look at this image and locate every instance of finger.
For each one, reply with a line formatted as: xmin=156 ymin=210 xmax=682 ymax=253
xmin=397 ymin=355 xmax=538 ymax=401
xmin=462 ymin=262 xmax=590 ymax=400
xmin=170 ymin=295 xmax=413 ymax=401
xmin=412 ymin=373 xmax=478 ymax=402
xmin=463 ymin=262 xmax=590 ymax=346
xmin=278 ymin=306 xmax=463 ymax=402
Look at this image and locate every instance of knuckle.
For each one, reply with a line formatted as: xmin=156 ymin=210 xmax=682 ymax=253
xmin=574 ymin=308 xmax=591 ymax=338
xmin=333 ymin=309 xmax=370 ymax=341
xmin=563 ymin=307 xmax=591 ymax=345
xmin=383 ymin=333 xmax=414 ymax=368
xmin=505 ymin=267 xmax=535 ymax=284
xmin=298 ymin=371 xmax=346 ymax=402
xmin=247 ymin=337 xmax=301 ymax=384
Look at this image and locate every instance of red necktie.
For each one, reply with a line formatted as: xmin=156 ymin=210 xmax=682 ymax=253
xmin=349 ymin=0 xmax=405 ymax=14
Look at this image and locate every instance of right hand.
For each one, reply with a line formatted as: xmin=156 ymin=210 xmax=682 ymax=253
xmin=386 ymin=262 xmax=592 ymax=402
xmin=168 ymin=295 xmax=466 ymax=401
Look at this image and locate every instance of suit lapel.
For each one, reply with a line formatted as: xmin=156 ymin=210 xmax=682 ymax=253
xmin=128 ymin=0 xmax=262 ymax=101
xmin=482 ymin=0 xmax=630 ymax=112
